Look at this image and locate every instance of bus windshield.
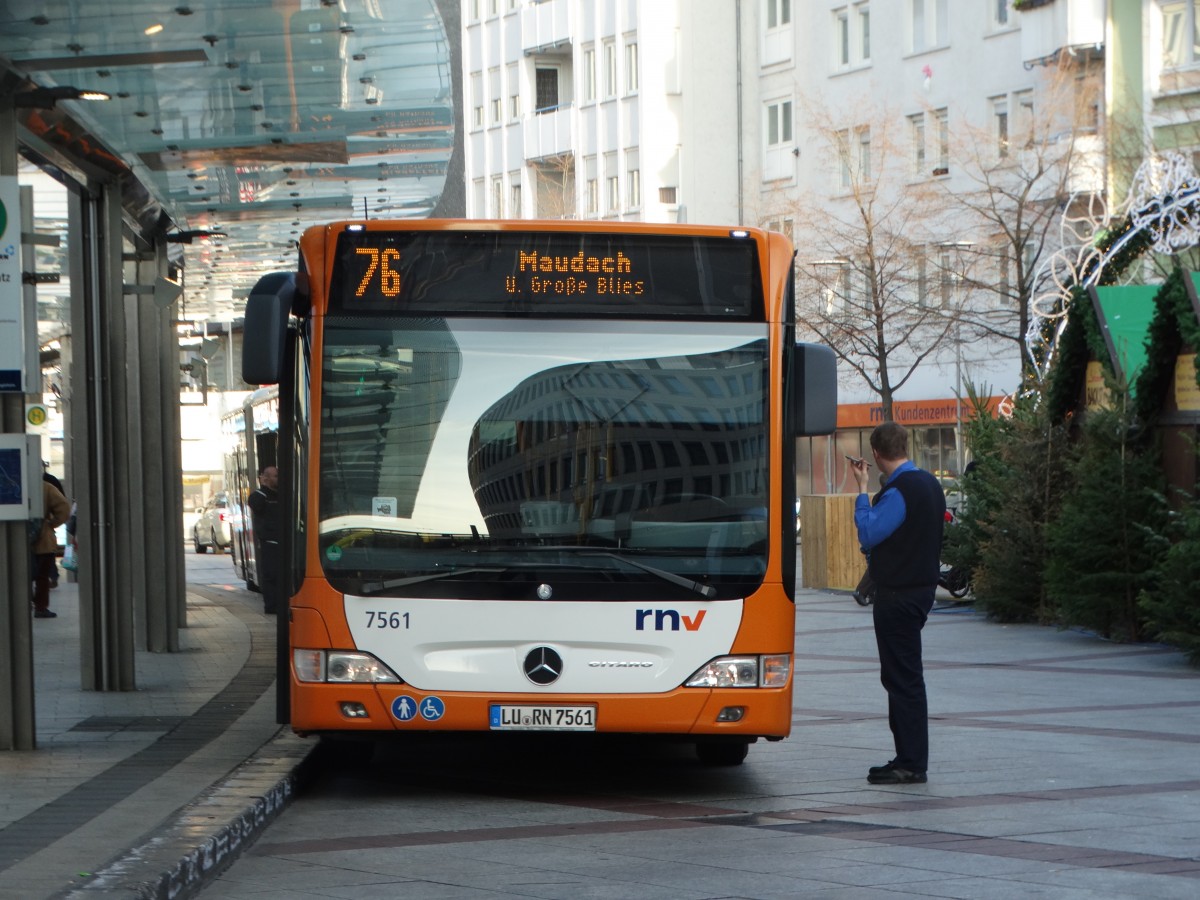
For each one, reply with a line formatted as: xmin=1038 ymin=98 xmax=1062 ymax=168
xmin=318 ymin=317 xmax=770 ymax=601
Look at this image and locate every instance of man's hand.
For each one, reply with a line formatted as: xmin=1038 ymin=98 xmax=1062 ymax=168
xmin=848 ymin=455 xmax=871 ymax=492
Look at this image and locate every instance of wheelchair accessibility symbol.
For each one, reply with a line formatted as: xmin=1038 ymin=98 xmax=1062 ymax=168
xmin=419 ymin=696 xmax=445 ymax=721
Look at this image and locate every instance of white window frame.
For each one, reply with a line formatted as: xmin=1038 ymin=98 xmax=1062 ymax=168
xmin=933 ymin=107 xmax=950 ymax=175
xmin=626 ymin=149 xmax=641 ymax=209
xmin=833 ymin=4 xmax=871 ymax=70
xmin=762 ymin=0 xmax=793 ymax=66
xmin=625 ymin=40 xmax=639 ymax=94
xmin=763 ymin=97 xmax=795 ymax=182
xmin=908 ymin=112 xmax=926 ymax=177
xmin=991 ymin=95 xmax=1009 ymax=160
xmin=909 ymin=0 xmax=948 ymax=54
xmin=990 ymin=0 xmax=1011 ymax=31
xmin=583 ymin=47 xmax=597 ymax=103
xmin=507 ymin=63 xmax=520 ymax=121
xmin=471 ymin=72 xmax=484 ymax=130
xmin=1162 ymin=1 xmax=1200 ymax=69
xmin=603 ymin=41 xmax=618 ymax=98
xmin=509 ymin=173 xmax=522 ymax=218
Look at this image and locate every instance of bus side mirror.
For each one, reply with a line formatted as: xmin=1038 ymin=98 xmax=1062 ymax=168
xmin=794 ymin=343 xmax=837 ymax=436
xmin=242 ymin=272 xmax=295 ymax=385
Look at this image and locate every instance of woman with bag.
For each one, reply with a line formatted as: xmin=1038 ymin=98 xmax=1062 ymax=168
xmin=31 ymin=480 xmax=71 ymax=618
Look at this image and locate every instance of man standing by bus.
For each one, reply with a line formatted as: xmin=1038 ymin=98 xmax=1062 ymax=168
xmin=248 ymin=465 xmax=282 ymax=615
xmin=850 ymin=421 xmax=945 ymax=785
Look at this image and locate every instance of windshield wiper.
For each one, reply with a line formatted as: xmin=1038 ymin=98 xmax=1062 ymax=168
xmin=359 ymin=566 xmax=507 ymax=595
xmin=478 ymin=545 xmax=717 ymax=599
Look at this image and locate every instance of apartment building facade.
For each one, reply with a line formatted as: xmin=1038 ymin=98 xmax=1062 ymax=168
xmin=461 ymin=0 xmax=1195 ymax=491
xmin=461 ymin=0 xmax=742 ymax=224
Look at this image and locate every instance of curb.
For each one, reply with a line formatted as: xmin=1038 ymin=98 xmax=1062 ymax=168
xmin=60 ymin=731 xmax=317 ymax=900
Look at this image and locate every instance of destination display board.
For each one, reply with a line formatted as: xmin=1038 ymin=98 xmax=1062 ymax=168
xmin=328 ymin=228 xmax=764 ymax=319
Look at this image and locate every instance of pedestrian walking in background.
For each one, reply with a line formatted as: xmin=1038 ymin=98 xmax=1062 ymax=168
xmin=850 ymin=421 xmax=946 ymax=785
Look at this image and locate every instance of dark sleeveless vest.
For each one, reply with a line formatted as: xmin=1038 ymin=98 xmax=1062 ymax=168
xmin=869 ymin=468 xmax=945 ymax=589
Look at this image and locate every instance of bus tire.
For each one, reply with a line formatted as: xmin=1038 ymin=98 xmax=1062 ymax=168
xmin=695 ymin=740 xmax=749 ymax=766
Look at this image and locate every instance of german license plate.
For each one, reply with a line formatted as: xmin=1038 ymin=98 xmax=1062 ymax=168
xmin=489 ymin=704 xmax=596 ymax=731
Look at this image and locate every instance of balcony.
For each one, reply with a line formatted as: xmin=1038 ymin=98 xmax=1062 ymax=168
xmin=1019 ymin=0 xmax=1105 ymax=66
xmin=522 ymin=103 xmax=575 ymax=161
xmin=521 ymin=0 xmax=571 ymax=57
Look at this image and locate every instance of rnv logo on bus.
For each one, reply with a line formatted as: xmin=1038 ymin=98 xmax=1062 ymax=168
xmin=635 ymin=609 xmax=707 ymax=632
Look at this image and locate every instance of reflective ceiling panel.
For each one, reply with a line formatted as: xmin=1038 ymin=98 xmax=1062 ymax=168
xmin=0 ymin=0 xmax=460 ymax=321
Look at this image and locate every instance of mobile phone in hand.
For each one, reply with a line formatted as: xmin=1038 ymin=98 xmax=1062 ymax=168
xmin=846 ymin=454 xmax=871 ymax=468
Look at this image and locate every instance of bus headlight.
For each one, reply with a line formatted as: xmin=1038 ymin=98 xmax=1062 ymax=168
xmin=293 ymin=649 xmax=401 ymax=683
xmin=684 ymin=654 xmax=791 ymax=688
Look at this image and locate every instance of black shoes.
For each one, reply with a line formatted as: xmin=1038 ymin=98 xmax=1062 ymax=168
xmin=34 ymin=609 xmax=58 ymax=618
xmin=867 ymin=761 xmax=926 ymax=784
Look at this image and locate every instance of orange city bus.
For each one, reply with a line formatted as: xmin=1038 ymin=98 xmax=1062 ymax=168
xmin=241 ymin=219 xmax=836 ymax=765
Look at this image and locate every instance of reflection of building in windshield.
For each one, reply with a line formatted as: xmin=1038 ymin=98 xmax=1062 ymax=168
xmin=321 ymin=321 xmax=461 ymax=519
xmin=467 ymin=344 xmax=767 ymax=540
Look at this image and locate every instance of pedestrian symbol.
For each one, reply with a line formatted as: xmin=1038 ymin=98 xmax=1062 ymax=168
xmin=391 ymin=695 xmax=417 ymax=722
xmin=419 ymin=696 xmax=445 ymax=721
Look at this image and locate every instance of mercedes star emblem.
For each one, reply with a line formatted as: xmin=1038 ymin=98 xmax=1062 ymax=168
xmin=523 ymin=647 xmax=563 ymax=685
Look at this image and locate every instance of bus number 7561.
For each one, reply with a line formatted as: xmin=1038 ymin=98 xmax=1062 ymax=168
xmin=365 ymin=611 xmax=410 ymax=629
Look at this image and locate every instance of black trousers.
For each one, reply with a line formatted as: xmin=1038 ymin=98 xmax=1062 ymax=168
xmin=872 ymin=584 xmax=936 ymax=772
xmin=258 ymin=540 xmax=282 ymax=614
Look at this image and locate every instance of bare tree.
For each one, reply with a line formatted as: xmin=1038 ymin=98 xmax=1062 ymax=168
xmin=939 ymin=56 xmax=1105 ymax=382
xmin=782 ymin=105 xmax=958 ymax=422
xmin=532 ymin=153 xmax=577 ymax=219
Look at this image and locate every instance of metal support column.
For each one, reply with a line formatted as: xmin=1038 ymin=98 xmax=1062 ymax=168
xmin=70 ymin=180 xmax=136 ymax=690
xmin=0 ymin=97 xmax=35 ymax=749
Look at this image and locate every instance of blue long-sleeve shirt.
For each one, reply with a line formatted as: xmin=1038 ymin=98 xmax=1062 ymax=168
xmin=853 ymin=460 xmax=917 ymax=550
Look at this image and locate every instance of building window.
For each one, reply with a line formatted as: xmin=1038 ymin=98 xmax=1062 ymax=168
xmin=767 ymin=99 xmax=792 ymax=147
xmin=507 ymin=63 xmax=520 ymax=121
xmin=764 ymin=99 xmax=794 ymax=182
xmin=473 ymin=178 xmax=485 ymax=216
xmin=992 ymin=95 xmax=1009 ymax=159
xmin=834 ymin=4 xmax=870 ymax=69
xmin=510 ymin=175 xmax=522 ymax=218
xmin=585 ymin=155 xmax=598 ymax=215
xmin=535 ymin=67 xmax=558 ymax=112
xmin=604 ymin=41 xmax=617 ymax=98
xmin=583 ymin=47 xmax=596 ymax=102
xmin=627 ymin=150 xmax=641 ymax=208
xmin=933 ymin=108 xmax=949 ymax=175
xmin=1013 ymin=90 xmax=1034 ymax=148
xmin=915 ymin=252 xmax=928 ymax=306
xmin=605 ymin=152 xmax=619 ymax=213
xmin=492 ymin=177 xmax=504 ymax=217
xmin=767 ymin=0 xmax=791 ymax=28
xmin=764 ymin=98 xmax=794 ymax=181
xmin=858 ymin=126 xmax=872 ymax=182
xmin=659 ymin=186 xmax=678 ymax=205
xmin=625 ymin=41 xmax=639 ymax=93
xmin=471 ymin=72 xmax=483 ymax=129
xmin=910 ymin=0 xmax=948 ymax=54
xmin=909 ymin=112 xmax=926 ymax=176
xmin=1163 ymin=1 xmax=1200 ymax=68
xmin=991 ymin=0 xmax=1010 ymax=29
xmin=765 ymin=217 xmax=794 ymax=241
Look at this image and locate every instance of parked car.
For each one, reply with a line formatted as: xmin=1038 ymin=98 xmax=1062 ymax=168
xmin=192 ymin=492 xmax=231 ymax=553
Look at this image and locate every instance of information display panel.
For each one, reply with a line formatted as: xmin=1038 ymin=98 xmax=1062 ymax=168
xmin=328 ymin=228 xmax=764 ymax=320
